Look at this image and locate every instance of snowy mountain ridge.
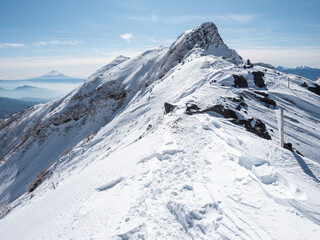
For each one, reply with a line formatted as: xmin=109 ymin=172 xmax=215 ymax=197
xmin=275 ymin=65 xmax=320 ymax=81
xmin=0 ymin=22 xmax=320 ymax=239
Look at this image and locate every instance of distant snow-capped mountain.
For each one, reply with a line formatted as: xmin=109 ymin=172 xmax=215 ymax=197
xmin=31 ymin=70 xmax=82 ymax=81
xmin=276 ymin=66 xmax=320 ymax=80
xmin=44 ymin=70 xmax=64 ymax=76
xmin=0 ymin=22 xmax=320 ymax=240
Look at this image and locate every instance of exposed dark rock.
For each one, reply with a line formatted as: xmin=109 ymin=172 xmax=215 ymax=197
xmin=236 ymin=105 xmax=241 ymax=111
xmin=296 ymin=150 xmax=304 ymax=156
xmin=252 ymin=71 xmax=266 ymax=88
xmin=301 ymin=82 xmax=308 ymax=87
xmin=230 ymin=119 xmax=247 ymax=125
xmin=200 ymin=105 xmax=237 ymax=119
xmin=186 ymin=103 xmax=201 ymax=113
xmin=284 ymin=142 xmax=293 ymax=151
xmin=244 ymin=118 xmax=271 ymax=140
xmin=233 ymin=75 xmax=248 ymax=88
xmin=308 ymin=84 xmax=320 ymax=96
xmin=244 ymin=59 xmax=253 ymax=68
xmin=253 ymin=91 xmax=269 ymax=97
xmin=164 ymin=102 xmax=176 ymax=114
xmin=240 ymin=102 xmax=247 ymax=107
xmin=256 ymin=96 xmax=277 ymax=106
xmin=228 ymin=96 xmax=244 ymax=103
xmin=28 ymin=170 xmax=50 ymax=193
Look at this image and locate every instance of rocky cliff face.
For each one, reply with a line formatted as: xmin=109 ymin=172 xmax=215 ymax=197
xmin=156 ymin=22 xmax=242 ymax=79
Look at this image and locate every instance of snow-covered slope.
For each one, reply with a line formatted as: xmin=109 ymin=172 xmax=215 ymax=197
xmin=0 ymin=22 xmax=320 ymax=239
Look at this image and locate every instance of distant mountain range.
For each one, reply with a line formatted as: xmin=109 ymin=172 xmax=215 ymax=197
xmin=0 ymin=70 xmax=84 ymax=99
xmin=0 ymin=97 xmax=45 ymax=119
xmin=0 ymin=70 xmax=84 ymax=83
xmin=0 ymin=84 xmax=58 ymax=99
xmin=275 ymin=66 xmax=320 ymax=81
xmin=0 ymin=71 xmax=85 ymax=118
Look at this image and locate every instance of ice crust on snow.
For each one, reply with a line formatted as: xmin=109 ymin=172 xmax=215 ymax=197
xmin=0 ymin=22 xmax=320 ymax=239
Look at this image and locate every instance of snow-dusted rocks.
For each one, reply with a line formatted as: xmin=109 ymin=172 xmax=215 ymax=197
xmin=156 ymin=22 xmax=242 ymax=79
xmin=0 ymin=22 xmax=320 ymax=239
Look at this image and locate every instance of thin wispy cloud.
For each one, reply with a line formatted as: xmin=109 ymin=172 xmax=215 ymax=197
xmin=32 ymin=40 xmax=81 ymax=47
xmin=148 ymin=38 xmax=175 ymax=44
xmin=120 ymin=33 xmax=133 ymax=42
xmin=49 ymin=40 xmax=81 ymax=46
xmin=0 ymin=42 xmax=26 ymax=48
xmin=127 ymin=16 xmax=150 ymax=21
xmin=126 ymin=14 xmax=258 ymax=24
xmin=215 ymin=14 xmax=257 ymax=23
xmin=33 ymin=41 xmax=47 ymax=47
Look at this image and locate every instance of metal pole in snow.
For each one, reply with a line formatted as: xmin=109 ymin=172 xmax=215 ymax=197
xmin=288 ymin=78 xmax=290 ymax=88
xmin=280 ymin=108 xmax=284 ymax=148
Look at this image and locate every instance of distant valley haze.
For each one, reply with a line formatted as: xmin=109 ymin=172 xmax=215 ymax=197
xmin=0 ymin=0 xmax=319 ymax=80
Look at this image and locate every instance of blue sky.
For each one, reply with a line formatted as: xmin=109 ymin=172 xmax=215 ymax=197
xmin=0 ymin=0 xmax=319 ymax=79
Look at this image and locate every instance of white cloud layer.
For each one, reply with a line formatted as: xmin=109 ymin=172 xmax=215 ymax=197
xmin=127 ymin=14 xmax=258 ymax=24
xmin=237 ymin=47 xmax=320 ymax=67
xmin=0 ymin=42 xmax=26 ymax=48
xmin=120 ymin=33 xmax=133 ymax=42
xmin=0 ymin=50 xmax=142 ymax=79
xmin=33 ymin=40 xmax=81 ymax=47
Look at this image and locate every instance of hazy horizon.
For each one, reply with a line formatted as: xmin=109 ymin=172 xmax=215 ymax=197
xmin=1 ymin=0 xmax=319 ymax=79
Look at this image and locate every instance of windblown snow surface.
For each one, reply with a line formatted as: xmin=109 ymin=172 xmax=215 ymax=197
xmin=0 ymin=22 xmax=320 ymax=239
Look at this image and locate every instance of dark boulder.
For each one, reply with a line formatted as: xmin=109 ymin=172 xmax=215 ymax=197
xmin=308 ymin=84 xmax=320 ymax=96
xmin=200 ymin=105 xmax=237 ymax=119
xmin=256 ymin=96 xmax=277 ymax=106
xmin=284 ymin=142 xmax=293 ymax=151
xmin=230 ymin=119 xmax=247 ymax=125
xmin=244 ymin=59 xmax=253 ymax=68
xmin=240 ymin=102 xmax=247 ymax=107
xmin=164 ymin=102 xmax=176 ymax=114
xmin=186 ymin=103 xmax=201 ymax=114
xmin=301 ymin=82 xmax=308 ymax=87
xmin=244 ymin=118 xmax=271 ymax=140
xmin=233 ymin=75 xmax=248 ymax=88
xmin=253 ymin=91 xmax=268 ymax=97
xmin=252 ymin=71 xmax=266 ymax=88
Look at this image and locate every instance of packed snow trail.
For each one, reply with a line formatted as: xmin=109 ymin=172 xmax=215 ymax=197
xmin=1 ymin=111 xmax=319 ymax=239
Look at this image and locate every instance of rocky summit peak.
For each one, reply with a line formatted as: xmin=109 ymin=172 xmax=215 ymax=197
xmin=172 ymin=22 xmax=221 ymax=50
xmin=156 ymin=22 xmax=242 ymax=79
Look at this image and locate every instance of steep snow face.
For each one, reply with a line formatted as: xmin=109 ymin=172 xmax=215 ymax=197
xmin=0 ymin=22 xmax=320 ymax=239
xmin=0 ymin=46 xmax=167 ymax=207
xmin=86 ymin=55 xmax=130 ymax=81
